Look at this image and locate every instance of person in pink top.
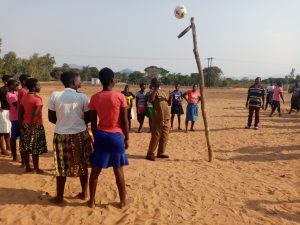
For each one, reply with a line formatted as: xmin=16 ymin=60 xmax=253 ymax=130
xmin=88 ymin=67 xmax=129 ymax=209
xmin=269 ymin=81 xmax=285 ymax=117
xmin=19 ymin=78 xmax=47 ymax=173
xmin=6 ymin=79 xmax=20 ymax=162
xmin=183 ymin=84 xmax=201 ymax=132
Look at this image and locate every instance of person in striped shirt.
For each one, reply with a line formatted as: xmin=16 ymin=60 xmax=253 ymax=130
xmin=245 ymin=77 xmax=265 ymax=130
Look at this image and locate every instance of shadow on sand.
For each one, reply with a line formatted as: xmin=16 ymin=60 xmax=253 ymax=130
xmin=0 ymin=187 xmax=89 ymax=207
xmin=227 ymin=145 xmax=300 ymax=162
xmin=0 ymin=158 xmax=53 ymax=176
xmin=246 ymin=199 xmax=300 ymax=223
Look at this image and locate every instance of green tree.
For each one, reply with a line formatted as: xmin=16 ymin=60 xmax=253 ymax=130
xmin=26 ymin=53 xmax=55 ymax=80
xmin=89 ymin=67 xmax=99 ymax=78
xmin=203 ymin=66 xmax=223 ymax=87
xmin=62 ymin=63 xmax=70 ymax=71
xmin=2 ymin=51 xmax=19 ymax=75
xmin=115 ymin=72 xmax=128 ymax=83
xmin=80 ymin=65 xmax=99 ymax=81
xmin=0 ymin=57 xmax=3 ymax=75
xmin=128 ymin=71 xmax=146 ymax=84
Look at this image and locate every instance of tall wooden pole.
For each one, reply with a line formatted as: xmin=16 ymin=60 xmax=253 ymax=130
xmin=178 ymin=17 xmax=213 ymax=162
xmin=191 ymin=18 xmax=213 ymax=162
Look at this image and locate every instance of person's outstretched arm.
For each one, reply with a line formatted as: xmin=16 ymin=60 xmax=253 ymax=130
xmin=261 ymin=89 xmax=265 ymax=109
xmin=246 ymin=89 xmax=250 ymax=108
xmin=48 ymin=109 xmax=57 ymax=124
xmin=90 ymin=110 xmax=97 ymax=138
xmin=280 ymin=92 xmax=285 ymax=103
xmin=120 ymin=107 xmax=129 ymax=149
xmin=183 ymin=92 xmax=188 ymax=102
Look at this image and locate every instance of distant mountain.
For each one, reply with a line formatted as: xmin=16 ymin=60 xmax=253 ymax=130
xmin=69 ymin=64 xmax=83 ymax=69
xmin=119 ymin=68 xmax=133 ymax=74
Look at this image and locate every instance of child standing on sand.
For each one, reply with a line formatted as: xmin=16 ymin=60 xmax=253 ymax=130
xmin=18 ymin=74 xmax=30 ymax=166
xmin=136 ymin=83 xmax=147 ymax=133
xmin=146 ymin=85 xmax=153 ymax=131
xmin=121 ymin=85 xmax=135 ymax=131
xmin=19 ymin=78 xmax=47 ymax=173
xmin=183 ymin=84 xmax=201 ymax=132
xmin=269 ymin=82 xmax=285 ymax=117
xmin=48 ymin=71 xmax=92 ymax=204
xmin=6 ymin=79 xmax=20 ymax=162
xmin=88 ymin=67 xmax=129 ymax=209
xmin=170 ymin=84 xmax=184 ymax=130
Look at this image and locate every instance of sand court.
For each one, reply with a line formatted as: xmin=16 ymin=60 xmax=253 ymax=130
xmin=0 ymin=84 xmax=299 ymax=225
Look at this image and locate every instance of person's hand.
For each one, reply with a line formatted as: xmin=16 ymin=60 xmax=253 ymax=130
xmin=27 ymin=127 xmax=34 ymax=136
xmin=245 ymin=102 xmax=248 ymax=108
xmin=20 ymin=127 xmax=25 ymax=136
xmin=125 ymin=139 xmax=129 ymax=149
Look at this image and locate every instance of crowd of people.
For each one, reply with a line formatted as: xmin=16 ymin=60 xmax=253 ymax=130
xmin=2 ymin=70 xmax=297 ymax=208
xmin=0 ymin=68 xmax=202 ymax=208
xmin=245 ymin=77 xmax=299 ymax=129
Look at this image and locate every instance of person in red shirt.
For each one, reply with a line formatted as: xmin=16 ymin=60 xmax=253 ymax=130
xmin=18 ymin=74 xmax=30 ymax=104
xmin=18 ymin=74 xmax=30 ymax=166
xmin=19 ymin=78 xmax=47 ymax=173
xmin=183 ymin=84 xmax=201 ymax=132
xmin=88 ymin=67 xmax=129 ymax=209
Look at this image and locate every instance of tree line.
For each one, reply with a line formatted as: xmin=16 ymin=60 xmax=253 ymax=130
xmin=1 ymin=38 xmax=299 ymax=87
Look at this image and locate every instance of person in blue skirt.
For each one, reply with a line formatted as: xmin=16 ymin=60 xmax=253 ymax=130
xmin=88 ymin=67 xmax=129 ymax=209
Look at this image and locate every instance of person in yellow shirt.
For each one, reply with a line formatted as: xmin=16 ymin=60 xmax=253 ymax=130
xmin=121 ymin=85 xmax=135 ymax=130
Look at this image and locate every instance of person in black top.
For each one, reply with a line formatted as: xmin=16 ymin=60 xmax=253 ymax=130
xmin=0 ymin=75 xmax=13 ymax=155
xmin=245 ymin=77 xmax=265 ymax=130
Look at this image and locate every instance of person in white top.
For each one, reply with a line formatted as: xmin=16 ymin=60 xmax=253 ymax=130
xmin=265 ymin=80 xmax=275 ymax=110
xmin=48 ymin=71 xmax=92 ymax=204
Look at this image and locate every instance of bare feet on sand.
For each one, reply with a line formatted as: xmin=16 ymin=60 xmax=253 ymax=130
xmin=49 ymin=197 xmax=65 ymax=205
xmin=87 ymin=200 xmax=95 ymax=208
xmin=76 ymin=192 xmax=87 ymax=200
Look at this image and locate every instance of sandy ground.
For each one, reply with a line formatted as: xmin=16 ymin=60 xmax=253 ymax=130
xmin=0 ymin=83 xmax=299 ymax=225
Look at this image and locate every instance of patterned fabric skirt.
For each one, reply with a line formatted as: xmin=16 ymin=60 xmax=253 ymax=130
xmin=53 ymin=130 xmax=93 ymax=177
xmin=20 ymin=124 xmax=47 ymax=155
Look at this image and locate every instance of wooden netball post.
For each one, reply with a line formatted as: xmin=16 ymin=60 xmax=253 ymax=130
xmin=178 ymin=17 xmax=213 ymax=162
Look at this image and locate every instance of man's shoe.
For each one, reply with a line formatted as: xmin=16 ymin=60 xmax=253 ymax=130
xmin=244 ymin=125 xmax=251 ymax=129
xmin=254 ymin=126 xmax=259 ymax=130
xmin=146 ymin=155 xmax=155 ymax=161
xmin=157 ymin=154 xmax=169 ymax=159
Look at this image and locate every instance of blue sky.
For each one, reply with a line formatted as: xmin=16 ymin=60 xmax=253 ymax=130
xmin=1 ymin=0 xmax=299 ymax=78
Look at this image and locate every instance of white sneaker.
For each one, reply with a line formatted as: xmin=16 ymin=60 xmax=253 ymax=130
xmin=245 ymin=125 xmax=251 ymax=129
xmin=254 ymin=126 xmax=259 ymax=130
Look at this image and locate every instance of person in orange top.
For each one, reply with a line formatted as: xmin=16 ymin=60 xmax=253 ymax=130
xmin=183 ymin=84 xmax=201 ymax=132
xmin=19 ymin=78 xmax=47 ymax=173
xmin=88 ymin=67 xmax=129 ymax=209
xmin=18 ymin=74 xmax=30 ymax=165
xmin=18 ymin=74 xmax=30 ymax=104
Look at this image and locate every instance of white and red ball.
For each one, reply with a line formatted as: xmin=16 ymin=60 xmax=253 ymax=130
xmin=174 ymin=5 xmax=187 ymax=19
